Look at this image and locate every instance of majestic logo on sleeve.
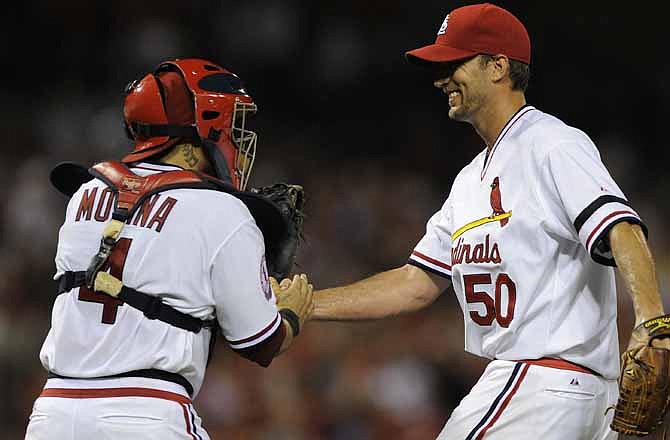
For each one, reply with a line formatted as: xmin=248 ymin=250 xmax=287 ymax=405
xmin=452 ymin=176 xmax=512 ymax=240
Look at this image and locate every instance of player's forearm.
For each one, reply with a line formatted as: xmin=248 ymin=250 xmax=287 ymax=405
xmin=610 ymin=222 xmax=664 ymax=325
xmin=312 ymin=264 xmax=446 ymax=321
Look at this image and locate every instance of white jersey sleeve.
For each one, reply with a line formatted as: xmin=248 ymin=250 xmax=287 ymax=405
xmin=408 ymin=197 xmax=453 ymax=279
xmin=210 ymin=219 xmax=281 ymax=350
xmin=537 ymin=138 xmax=646 ymax=266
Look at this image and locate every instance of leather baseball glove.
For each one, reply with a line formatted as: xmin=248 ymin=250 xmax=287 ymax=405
xmin=250 ymin=183 xmax=305 ymax=280
xmin=611 ymin=314 xmax=670 ymax=436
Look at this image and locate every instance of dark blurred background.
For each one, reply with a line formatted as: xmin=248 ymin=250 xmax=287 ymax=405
xmin=2 ymin=1 xmax=668 ymax=438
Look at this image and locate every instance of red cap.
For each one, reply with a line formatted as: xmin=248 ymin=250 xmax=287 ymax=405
xmin=405 ymin=3 xmax=530 ymax=66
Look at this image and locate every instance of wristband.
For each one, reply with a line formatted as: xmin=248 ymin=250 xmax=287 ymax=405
xmin=280 ymin=309 xmax=300 ymax=337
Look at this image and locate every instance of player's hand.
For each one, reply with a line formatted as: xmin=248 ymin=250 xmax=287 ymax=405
xmin=270 ymin=274 xmax=314 ymax=336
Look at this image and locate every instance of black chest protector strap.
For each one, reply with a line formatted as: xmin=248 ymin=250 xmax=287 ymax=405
xmin=65 ymin=161 xmax=236 ymax=334
xmin=83 ymin=161 xmax=233 ymax=289
xmin=57 ymin=270 xmax=215 ymax=333
xmin=51 ymin=161 xmax=291 ymax=337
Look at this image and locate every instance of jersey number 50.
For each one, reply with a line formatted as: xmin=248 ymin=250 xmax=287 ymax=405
xmin=463 ymin=273 xmax=516 ymax=327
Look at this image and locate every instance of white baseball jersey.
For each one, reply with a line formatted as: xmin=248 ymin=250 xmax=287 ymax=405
xmin=39 ymin=162 xmax=280 ymax=397
xmin=409 ymin=105 xmax=645 ymax=380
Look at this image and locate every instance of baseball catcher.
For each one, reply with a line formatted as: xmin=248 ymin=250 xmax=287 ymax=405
xmin=611 ymin=314 xmax=670 ymax=436
xmin=75 ymin=160 xmax=308 ymax=333
xmin=51 ymin=167 xmax=308 ymax=340
xmin=30 ymin=57 xmax=314 ymax=440
xmin=52 ymin=162 xmax=306 ymax=285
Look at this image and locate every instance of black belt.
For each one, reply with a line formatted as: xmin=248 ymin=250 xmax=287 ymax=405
xmin=48 ymin=369 xmax=194 ymax=397
xmin=57 ymin=271 xmax=216 ymax=334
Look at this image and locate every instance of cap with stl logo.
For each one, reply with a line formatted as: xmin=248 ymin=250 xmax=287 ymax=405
xmin=405 ymin=3 xmax=531 ymax=66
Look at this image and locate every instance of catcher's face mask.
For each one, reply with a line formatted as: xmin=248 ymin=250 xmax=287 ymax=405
xmin=122 ymin=58 xmax=258 ymax=190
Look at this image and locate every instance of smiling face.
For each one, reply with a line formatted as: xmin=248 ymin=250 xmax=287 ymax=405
xmin=433 ymin=55 xmax=493 ymax=123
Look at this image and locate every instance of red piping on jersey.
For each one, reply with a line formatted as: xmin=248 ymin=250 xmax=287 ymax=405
xmin=475 ymin=363 xmax=530 ymax=439
xmin=40 ymin=387 xmax=191 ymax=403
xmin=227 ymin=313 xmax=280 ymax=346
xmin=480 ymin=106 xmax=535 ymax=181
xmin=411 ymin=251 xmax=452 ymax=271
xmin=519 ymin=357 xmax=599 ymax=376
xmin=585 ymin=210 xmax=638 ymax=250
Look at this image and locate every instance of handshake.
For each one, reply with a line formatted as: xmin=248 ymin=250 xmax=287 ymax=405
xmin=271 ymin=274 xmax=314 ymax=340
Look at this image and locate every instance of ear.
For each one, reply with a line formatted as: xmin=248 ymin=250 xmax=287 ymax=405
xmin=488 ymin=55 xmax=510 ymax=84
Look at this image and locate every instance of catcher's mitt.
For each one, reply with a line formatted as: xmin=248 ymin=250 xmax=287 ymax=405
xmin=250 ymin=183 xmax=305 ymax=280
xmin=611 ymin=314 xmax=670 ymax=436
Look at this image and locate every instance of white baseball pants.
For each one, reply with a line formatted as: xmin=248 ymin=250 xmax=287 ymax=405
xmin=25 ymin=377 xmax=209 ymax=440
xmin=437 ymin=359 xmax=619 ymax=439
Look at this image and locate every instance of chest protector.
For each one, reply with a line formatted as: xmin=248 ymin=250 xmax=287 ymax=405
xmin=50 ymin=160 xmax=290 ymax=333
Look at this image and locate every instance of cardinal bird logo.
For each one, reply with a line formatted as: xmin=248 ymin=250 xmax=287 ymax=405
xmin=451 ymin=176 xmax=512 ymax=240
xmin=490 ymin=177 xmax=509 ymax=227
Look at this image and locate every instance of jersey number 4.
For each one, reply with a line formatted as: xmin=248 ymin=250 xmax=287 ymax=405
xmin=464 ymin=273 xmax=516 ymax=327
xmin=78 ymin=238 xmax=132 ymax=324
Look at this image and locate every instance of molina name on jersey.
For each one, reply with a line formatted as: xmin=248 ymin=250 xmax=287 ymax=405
xmin=41 ymin=163 xmax=280 ymax=397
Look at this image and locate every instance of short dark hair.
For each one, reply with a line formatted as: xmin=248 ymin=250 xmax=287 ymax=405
xmin=479 ymin=54 xmax=530 ymax=92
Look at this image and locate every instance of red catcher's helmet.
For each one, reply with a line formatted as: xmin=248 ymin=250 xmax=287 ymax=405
xmin=122 ymin=58 xmax=258 ymax=190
